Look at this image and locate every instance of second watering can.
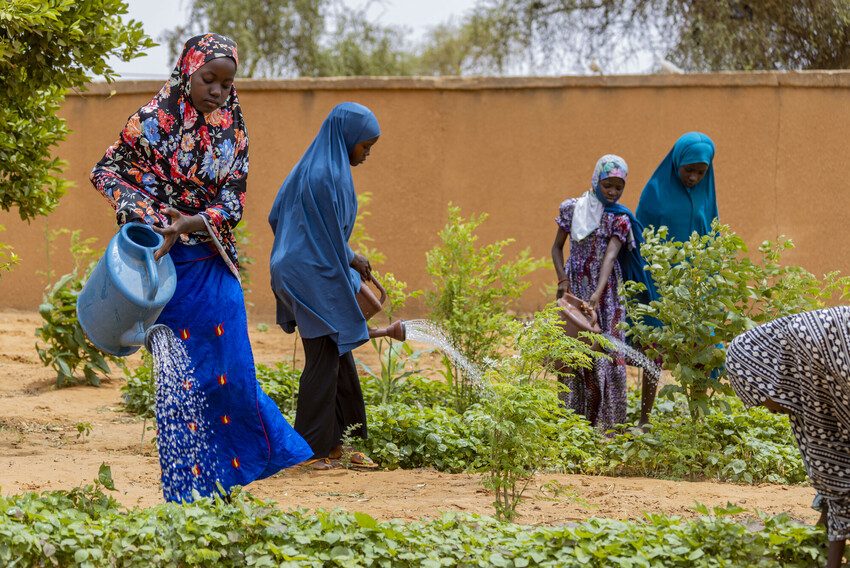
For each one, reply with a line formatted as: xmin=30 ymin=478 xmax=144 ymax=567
xmin=77 ymin=223 xmax=177 ymax=356
xmin=356 ymin=276 xmax=406 ymax=341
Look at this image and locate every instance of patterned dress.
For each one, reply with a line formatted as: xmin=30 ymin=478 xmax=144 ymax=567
xmin=557 ymin=198 xmax=635 ymax=430
xmin=727 ymin=307 xmax=850 ymax=542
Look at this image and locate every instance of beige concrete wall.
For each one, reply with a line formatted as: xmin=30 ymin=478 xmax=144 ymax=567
xmin=2 ymin=72 xmax=849 ymax=318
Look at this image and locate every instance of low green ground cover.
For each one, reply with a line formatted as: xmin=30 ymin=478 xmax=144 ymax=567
xmin=0 ymin=482 xmax=824 ymax=567
xmin=122 ymin=360 xmax=805 ymax=485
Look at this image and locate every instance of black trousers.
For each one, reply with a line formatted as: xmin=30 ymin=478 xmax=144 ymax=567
xmin=294 ymin=335 xmax=367 ymax=459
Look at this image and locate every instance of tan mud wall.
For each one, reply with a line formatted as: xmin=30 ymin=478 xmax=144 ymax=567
xmin=2 ymin=73 xmax=849 ymax=318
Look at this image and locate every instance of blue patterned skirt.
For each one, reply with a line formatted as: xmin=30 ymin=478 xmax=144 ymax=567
xmin=153 ymin=242 xmax=312 ymax=502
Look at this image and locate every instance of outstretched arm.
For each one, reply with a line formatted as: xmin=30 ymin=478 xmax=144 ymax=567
xmin=589 ymin=236 xmax=622 ymax=310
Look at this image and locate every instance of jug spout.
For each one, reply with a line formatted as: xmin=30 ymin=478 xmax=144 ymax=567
xmin=118 ymin=323 xmax=170 ymax=351
xmin=144 ymin=324 xmax=169 ymax=351
xmin=368 ymin=320 xmax=406 ymax=342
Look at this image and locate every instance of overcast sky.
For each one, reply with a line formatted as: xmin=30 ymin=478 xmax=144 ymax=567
xmin=108 ymin=0 xmax=479 ymax=79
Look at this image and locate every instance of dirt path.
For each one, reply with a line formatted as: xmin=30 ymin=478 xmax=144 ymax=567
xmin=0 ymin=310 xmax=818 ymax=524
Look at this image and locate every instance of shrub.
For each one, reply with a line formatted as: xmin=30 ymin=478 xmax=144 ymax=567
xmin=425 ymin=204 xmax=547 ymax=411
xmin=35 ymin=231 xmax=124 ymax=387
xmin=0 ymin=1 xmax=153 ymax=221
xmin=625 ymin=222 xmax=850 ymax=419
xmin=475 ymin=304 xmax=599 ymax=520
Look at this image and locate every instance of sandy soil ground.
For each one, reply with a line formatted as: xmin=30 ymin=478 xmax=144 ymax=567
xmin=0 ymin=310 xmax=818 ymax=525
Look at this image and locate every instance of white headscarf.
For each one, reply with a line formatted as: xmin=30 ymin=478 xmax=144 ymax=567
xmin=570 ymin=154 xmax=629 ymax=242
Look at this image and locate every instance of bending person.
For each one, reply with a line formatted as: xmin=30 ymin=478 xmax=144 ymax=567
xmin=635 ymin=131 xmax=719 ymax=424
xmin=726 ymin=307 xmax=850 ymax=568
xmin=269 ymin=102 xmax=380 ymax=471
xmin=91 ymin=34 xmax=311 ymax=502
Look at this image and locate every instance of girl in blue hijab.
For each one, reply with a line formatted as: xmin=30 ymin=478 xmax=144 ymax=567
xmin=269 ymin=102 xmax=380 ymax=470
xmin=636 ymin=132 xmax=718 ymax=242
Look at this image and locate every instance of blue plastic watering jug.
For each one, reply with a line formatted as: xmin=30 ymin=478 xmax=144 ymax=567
xmin=77 ymin=223 xmax=177 ymax=356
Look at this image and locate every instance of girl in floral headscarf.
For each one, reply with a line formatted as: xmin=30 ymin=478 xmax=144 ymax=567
xmin=91 ymin=34 xmax=311 ymax=502
xmin=551 ymin=155 xmax=653 ymax=430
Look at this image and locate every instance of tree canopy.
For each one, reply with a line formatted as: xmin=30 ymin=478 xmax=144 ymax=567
xmin=166 ymin=0 xmax=850 ymax=77
xmin=163 ymin=0 xmax=417 ymax=77
xmin=0 ymin=0 xmax=154 ymax=220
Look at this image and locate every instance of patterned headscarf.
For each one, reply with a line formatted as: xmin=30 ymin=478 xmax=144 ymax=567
xmin=727 ymin=307 xmax=850 ymax=541
xmin=571 ymin=154 xmax=629 ymax=242
xmin=91 ymin=33 xmax=248 ymax=277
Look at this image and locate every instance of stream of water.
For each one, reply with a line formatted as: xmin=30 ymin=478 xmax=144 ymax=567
xmin=401 ymin=319 xmax=485 ymax=387
xmin=602 ymin=334 xmax=661 ymax=386
xmin=148 ymin=326 xmax=219 ymax=501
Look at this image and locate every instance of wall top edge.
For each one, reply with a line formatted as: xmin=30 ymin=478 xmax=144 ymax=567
xmin=71 ymin=71 xmax=850 ymax=96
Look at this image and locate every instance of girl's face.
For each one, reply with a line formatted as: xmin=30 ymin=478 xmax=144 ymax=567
xmin=349 ymin=136 xmax=379 ymax=167
xmin=189 ymin=57 xmax=236 ymax=114
xmin=678 ymin=162 xmax=709 ymax=188
xmin=598 ymin=176 xmax=625 ymax=204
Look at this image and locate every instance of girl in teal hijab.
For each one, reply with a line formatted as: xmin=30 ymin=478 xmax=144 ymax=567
xmin=634 ymin=132 xmax=719 ymax=427
xmin=636 ymin=132 xmax=718 ymax=241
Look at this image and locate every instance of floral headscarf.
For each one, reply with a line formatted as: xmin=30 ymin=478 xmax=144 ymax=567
xmin=571 ymin=154 xmax=629 ymax=242
xmin=91 ymin=33 xmax=248 ymax=277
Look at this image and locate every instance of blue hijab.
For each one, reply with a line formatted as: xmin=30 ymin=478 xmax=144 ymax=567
xmin=268 ymin=102 xmax=380 ymax=355
xmin=636 ymin=132 xmax=718 ymax=243
xmin=591 ymin=156 xmax=658 ymax=304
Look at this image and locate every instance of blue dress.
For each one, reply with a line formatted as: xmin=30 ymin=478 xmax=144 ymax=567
xmin=154 ymin=242 xmax=312 ymax=502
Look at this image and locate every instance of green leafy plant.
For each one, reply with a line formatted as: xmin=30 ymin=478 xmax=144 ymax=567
xmin=75 ymin=422 xmax=93 ymax=439
xmin=475 ymin=304 xmax=599 ymax=520
xmin=256 ymin=362 xmax=301 ymax=420
xmin=0 ymin=484 xmax=827 ymax=566
xmin=349 ymin=191 xmax=387 ymax=266
xmin=625 ymin=221 xmax=850 ymax=419
xmin=356 ymin=271 xmax=425 ymax=405
xmin=232 ymin=222 xmax=255 ymax=305
xmin=0 ymin=0 xmax=153 ymax=221
xmin=0 ymin=226 xmax=18 ymax=275
xmin=35 ymin=231 xmax=124 ymax=387
xmin=425 ymin=204 xmax=547 ymax=411
xmin=121 ymin=351 xmax=155 ymax=419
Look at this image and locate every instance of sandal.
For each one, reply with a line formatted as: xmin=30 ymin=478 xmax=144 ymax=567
xmin=301 ymin=457 xmax=338 ymax=471
xmin=346 ymin=451 xmax=378 ymax=470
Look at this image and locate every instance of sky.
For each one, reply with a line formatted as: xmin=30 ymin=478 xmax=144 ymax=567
xmin=107 ymin=0 xmax=479 ymax=79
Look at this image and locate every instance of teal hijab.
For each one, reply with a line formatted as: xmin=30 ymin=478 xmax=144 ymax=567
xmin=636 ymin=132 xmax=718 ymax=242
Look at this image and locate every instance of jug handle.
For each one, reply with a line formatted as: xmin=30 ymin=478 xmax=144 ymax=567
xmin=144 ymin=251 xmax=159 ymax=303
xmin=369 ymin=276 xmax=388 ymax=307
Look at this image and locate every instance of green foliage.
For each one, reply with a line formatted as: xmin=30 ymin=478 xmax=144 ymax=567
xmin=0 ymin=226 xmax=18 ymax=274
xmin=164 ymin=0 xmax=417 ymax=78
xmin=121 ymin=351 xmax=155 ymax=418
xmin=349 ymin=191 xmax=386 ymax=266
xmin=475 ymin=305 xmax=599 ymax=520
xmin=35 ymin=231 xmax=124 ymax=387
xmin=0 ymin=0 xmax=153 ymax=220
xmin=625 ymin=222 xmax=850 ymax=419
xmin=605 ymin=393 xmax=807 ymax=484
xmin=356 ymin=270 xmax=425 ymax=405
xmin=233 ymin=221 xmax=255 ymax=303
xmin=425 ymin=204 xmax=547 ymax=410
xmin=256 ymin=362 xmax=301 ymax=420
xmin=0 ymin=484 xmax=826 ymax=566
xmin=419 ymin=0 xmax=850 ymax=75
xmin=357 ymin=341 xmax=430 ymax=406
